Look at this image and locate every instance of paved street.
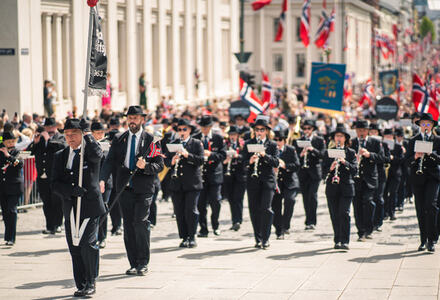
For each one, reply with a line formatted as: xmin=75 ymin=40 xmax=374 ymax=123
xmin=1 ymin=185 xmax=439 ymax=300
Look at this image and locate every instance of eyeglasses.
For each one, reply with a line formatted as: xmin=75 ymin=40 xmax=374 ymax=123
xmin=255 ymin=127 xmax=266 ymax=132
xmin=419 ymin=122 xmax=433 ymax=127
xmin=177 ymin=127 xmax=188 ymax=132
xmin=274 ymin=138 xmax=283 ymax=142
xmin=303 ymin=127 xmax=312 ymax=130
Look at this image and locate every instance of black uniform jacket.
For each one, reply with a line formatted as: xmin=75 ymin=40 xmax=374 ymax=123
xmin=51 ymin=134 xmax=106 ymax=218
xmin=350 ymin=137 xmax=384 ymax=189
xmin=0 ymin=148 xmax=24 ymax=194
xmin=277 ymin=145 xmax=300 ymax=190
xmin=100 ymin=130 xmax=164 ymax=194
xmin=292 ymin=134 xmax=326 ymax=180
xmin=224 ymin=139 xmax=247 ymax=182
xmin=323 ymin=147 xmax=357 ymax=197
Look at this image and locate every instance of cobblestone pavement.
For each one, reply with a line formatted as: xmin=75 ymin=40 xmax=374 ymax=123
xmin=0 ymin=185 xmax=439 ymax=300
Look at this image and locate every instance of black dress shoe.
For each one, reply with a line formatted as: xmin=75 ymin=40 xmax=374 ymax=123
xmin=213 ymin=229 xmax=221 ymax=236
xmin=42 ymin=229 xmax=51 ymax=234
xmin=55 ymin=226 xmax=62 ymax=233
xmin=137 ymin=265 xmax=148 ymax=276
xmin=73 ymin=289 xmax=86 ymax=297
xmin=254 ymin=241 xmax=261 ymax=248
xmin=276 ymin=234 xmax=284 ymax=240
xmin=334 ymin=243 xmax=341 ymax=249
xmin=418 ymin=243 xmax=426 ymax=251
xmin=232 ymin=223 xmax=241 ymax=231
xmin=197 ymin=232 xmax=208 ymax=238
xmin=179 ymin=239 xmax=189 ymax=248
xmin=283 ymin=229 xmax=290 ymax=235
xmin=340 ymin=243 xmax=349 ymax=250
xmin=188 ymin=238 xmax=197 ymax=248
xmin=126 ymin=267 xmax=137 ymax=275
xmin=83 ymin=282 xmax=96 ymax=296
xmin=365 ymin=234 xmax=373 ymax=240
xmin=427 ymin=242 xmax=435 ymax=252
xmin=262 ymin=242 xmax=270 ymax=249
xmin=390 ymin=215 xmax=397 ymax=221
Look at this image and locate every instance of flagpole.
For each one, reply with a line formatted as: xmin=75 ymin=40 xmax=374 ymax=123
xmin=73 ymin=5 xmax=95 ymax=245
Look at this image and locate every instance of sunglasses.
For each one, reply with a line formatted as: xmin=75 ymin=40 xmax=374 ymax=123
xmin=419 ymin=122 xmax=433 ymax=127
xmin=255 ymin=127 xmax=266 ymax=132
xmin=303 ymin=127 xmax=312 ymax=130
xmin=177 ymin=127 xmax=188 ymax=132
xmin=274 ymin=138 xmax=283 ymax=142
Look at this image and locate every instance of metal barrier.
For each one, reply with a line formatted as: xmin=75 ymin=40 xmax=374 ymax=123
xmin=18 ymin=152 xmax=42 ymax=209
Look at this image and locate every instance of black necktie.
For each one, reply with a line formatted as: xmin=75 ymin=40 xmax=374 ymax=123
xmin=72 ymin=149 xmax=80 ymax=170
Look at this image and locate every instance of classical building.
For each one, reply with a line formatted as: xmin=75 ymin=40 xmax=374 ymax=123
xmin=243 ymin=0 xmax=376 ymax=88
xmin=0 ymin=0 xmax=239 ymax=117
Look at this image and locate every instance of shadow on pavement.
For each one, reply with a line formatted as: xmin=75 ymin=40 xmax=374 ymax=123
xmin=8 ymin=248 xmax=67 ymax=257
xmin=266 ymin=247 xmax=334 ymax=260
xmin=348 ymin=249 xmax=428 ymax=263
xmin=178 ymin=246 xmax=259 ymax=259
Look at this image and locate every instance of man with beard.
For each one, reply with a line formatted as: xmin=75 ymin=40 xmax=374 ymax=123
xmin=28 ymin=117 xmax=66 ymax=234
xmin=100 ymin=106 xmax=164 ymax=275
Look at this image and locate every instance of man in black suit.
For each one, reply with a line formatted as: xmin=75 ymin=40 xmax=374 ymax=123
xmin=28 ymin=117 xmax=66 ymax=234
xmin=350 ymin=120 xmax=384 ymax=241
xmin=292 ymin=119 xmax=325 ymax=230
xmin=405 ymin=113 xmax=440 ymax=252
xmin=396 ymin=127 xmax=410 ymax=211
xmin=100 ymin=106 xmax=164 ymax=275
xmin=234 ymin=114 xmax=250 ymax=136
xmin=222 ymin=125 xmax=247 ymax=231
xmin=0 ymin=132 xmax=24 ymax=246
xmin=51 ymin=118 xmax=105 ymax=297
xmin=165 ymin=118 xmax=204 ymax=248
xmin=160 ymin=118 xmax=179 ymax=203
xmin=383 ymin=128 xmax=404 ymax=222
xmin=242 ymin=118 xmax=279 ymax=249
xmin=272 ymin=129 xmax=300 ymax=240
xmin=193 ymin=115 xmax=226 ymax=237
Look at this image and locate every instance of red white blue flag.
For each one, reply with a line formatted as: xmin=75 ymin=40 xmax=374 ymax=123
xmin=413 ymin=73 xmax=439 ymax=121
xmin=251 ymin=0 xmax=272 ymax=11
xmin=261 ymin=71 xmax=276 ymax=110
xmin=239 ymin=77 xmax=265 ymax=122
xmin=300 ymin=0 xmax=311 ymax=47
xmin=359 ymin=79 xmax=374 ymax=107
xmin=314 ymin=9 xmax=335 ymax=49
xmin=274 ymin=0 xmax=287 ymax=42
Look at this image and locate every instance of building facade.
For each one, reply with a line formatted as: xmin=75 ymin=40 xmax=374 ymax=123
xmin=0 ymin=0 xmax=239 ymax=117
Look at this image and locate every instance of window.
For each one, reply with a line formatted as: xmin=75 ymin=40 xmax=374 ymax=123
xmin=274 ymin=18 xmax=280 ymax=42
xmin=296 ymin=17 xmax=301 ymax=42
xmin=273 ymin=54 xmax=283 ymax=71
xmin=296 ymin=53 xmax=305 ymax=78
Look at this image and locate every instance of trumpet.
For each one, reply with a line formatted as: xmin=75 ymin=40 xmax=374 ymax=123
xmin=251 ymin=154 xmax=260 ymax=178
xmin=416 ymin=129 xmax=428 ymax=175
xmin=354 ymin=138 xmax=364 ymax=179
xmin=171 ymin=153 xmax=181 ymax=178
xmin=331 ymin=142 xmax=341 ymax=184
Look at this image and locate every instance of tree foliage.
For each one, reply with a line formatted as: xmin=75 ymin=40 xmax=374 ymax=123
xmin=420 ymin=16 xmax=436 ymax=42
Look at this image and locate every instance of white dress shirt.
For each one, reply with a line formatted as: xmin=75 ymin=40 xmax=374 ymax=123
xmin=66 ymin=146 xmax=81 ymax=169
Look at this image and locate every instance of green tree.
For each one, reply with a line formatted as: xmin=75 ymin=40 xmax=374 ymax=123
xmin=420 ymin=16 xmax=436 ymax=42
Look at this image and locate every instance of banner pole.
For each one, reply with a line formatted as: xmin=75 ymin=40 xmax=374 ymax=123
xmin=74 ymin=5 xmax=95 ymax=243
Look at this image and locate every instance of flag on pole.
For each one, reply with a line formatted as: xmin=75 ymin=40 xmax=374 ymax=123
xmin=251 ymin=0 xmax=272 ymax=11
xmin=88 ymin=6 xmax=107 ymax=96
xmin=261 ymin=71 xmax=276 ymax=110
xmin=274 ymin=0 xmax=287 ymax=42
xmin=343 ymin=15 xmax=348 ymax=51
xmin=239 ymin=77 xmax=265 ymax=122
xmin=412 ymin=73 xmax=439 ymax=121
xmin=314 ymin=9 xmax=335 ymax=49
xmin=359 ymin=79 xmax=374 ymax=107
xmin=300 ymin=0 xmax=311 ymax=47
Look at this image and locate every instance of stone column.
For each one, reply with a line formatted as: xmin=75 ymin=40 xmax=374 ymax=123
xmin=184 ymin=0 xmax=194 ymax=100
xmin=126 ymin=0 xmax=137 ymax=105
xmin=259 ymin=8 xmax=265 ymax=70
xmin=172 ymin=0 xmax=180 ymax=101
xmin=43 ymin=14 xmax=53 ymax=81
xmin=107 ymin=0 xmax=119 ymax=98
xmin=158 ymin=0 xmax=167 ymax=98
xmin=285 ymin=1 xmax=293 ymax=99
xmin=53 ymin=14 xmax=63 ymax=103
xmin=62 ymin=15 xmax=71 ymax=100
xmin=195 ymin=0 xmax=203 ymax=99
xmin=143 ymin=0 xmax=153 ymax=108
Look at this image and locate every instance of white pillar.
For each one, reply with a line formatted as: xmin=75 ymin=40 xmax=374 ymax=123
xmin=62 ymin=15 xmax=71 ymax=100
xmin=143 ymin=0 xmax=153 ymax=109
xmin=259 ymin=8 xmax=265 ymax=70
xmin=53 ymin=14 xmax=63 ymax=104
xmin=207 ymin=0 xmax=214 ymax=98
xmin=107 ymin=0 xmax=119 ymax=98
xmin=230 ymin=0 xmax=239 ymax=97
xmin=172 ymin=0 xmax=180 ymax=101
xmin=184 ymin=0 xmax=194 ymax=100
xmin=285 ymin=0 xmax=293 ymax=99
xmin=126 ymin=0 xmax=137 ymax=106
xmin=195 ymin=0 xmax=203 ymax=99
xmin=158 ymin=0 xmax=167 ymax=97
xmin=43 ymin=14 xmax=53 ymax=81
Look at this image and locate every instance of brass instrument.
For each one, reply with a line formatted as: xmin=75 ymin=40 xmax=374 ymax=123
xmin=288 ymin=116 xmax=302 ymax=143
xmin=416 ymin=129 xmax=428 ymax=175
xmin=331 ymin=142 xmax=341 ymax=184
xmin=303 ymin=145 xmax=309 ymax=168
xmin=251 ymin=154 xmax=260 ymax=178
xmin=225 ymin=146 xmax=233 ymax=176
xmin=171 ymin=153 xmax=181 ymax=178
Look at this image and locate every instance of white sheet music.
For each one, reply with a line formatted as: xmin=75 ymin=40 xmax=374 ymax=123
xmin=327 ymin=149 xmax=346 ymax=159
xmin=415 ymin=140 xmax=433 ymax=154
xmin=383 ymin=139 xmax=395 ymax=150
xmin=227 ymin=150 xmax=236 ymax=157
xmin=99 ymin=142 xmax=110 ymax=152
xmin=296 ymin=140 xmax=312 ymax=148
xmin=167 ymin=144 xmax=184 ymax=153
xmin=247 ymin=144 xmax=265 ymax=153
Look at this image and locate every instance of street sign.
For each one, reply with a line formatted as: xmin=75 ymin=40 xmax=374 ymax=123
xmin=0 ymin=48 xmax=15 ymax=55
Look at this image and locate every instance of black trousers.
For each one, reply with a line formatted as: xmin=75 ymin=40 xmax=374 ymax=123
xmin=171 ymin=190 xmax=200 ymax=239
xmin=108 ymin=188 xmax=122 ymax=233
xmin=299 ymin=173 xmax=320 ymax=226
xmin=272 ymin=187 xmax=298 ymax=236
xmin=353 ymin=180 xmax=376 ymax=237
xmin=0 ymin=192 xmax=19 ymax=243
xmin=98 ymin=188 xmax=111 ymax=242
xmin=373 ymin=175 xmax=386 ymax=228
xmin=37 ymin=178 xmax=63 ymax=231
xmin=65 ymin=216 xmax=99 ymax=290
xmin=325 ymin=184 xmax=352 ymax=244
xmin=247 ymin=182 xmax=275 ymax=243
xmin=198 ymin=183 xmax=221 ymax=234
xmin=148 ymin=183 xmax=160 ymax=226
xmin=397 ymin=173 xmax=407 ymax=208
xmin=384 ymin=176 xmax=401 ymax=218
xmin=160 ymin=172 xmax=172 ymax=202
xmin=412 ymin=180 xmax=439 ymax=243
xmin=223 ymin=176 xmax=246 ymax=225
xmin=120 ymin=190 xmax=152 ymax=268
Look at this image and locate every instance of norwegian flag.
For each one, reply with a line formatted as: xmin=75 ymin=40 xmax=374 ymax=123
xmin=412 ymin=73 xmax=439 ymax=121
xmin=359 ymin=79 xmax=374 ymax=107
xmin=375 ymin=31 xmax=395 ymax=59
xmin=261 ymin=71 xmax=276 ymax=110
xmin=314 ymin=9 xmax=335 ymax=49
xmin=251 ymin=0 xmax=272 ymax=11
xmin=274 ymin=0 xmax=287 ymax=42
xmin=300 ymin=0 xmax=311 ymax=47
xmin=239 ymin=77 xmax=265 ymax=122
